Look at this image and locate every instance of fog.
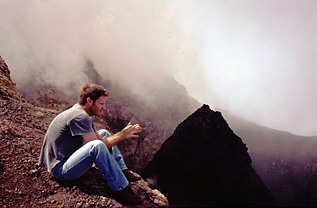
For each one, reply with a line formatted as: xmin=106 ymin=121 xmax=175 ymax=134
xmin=0 ymin=0 xmax=316 ymax=136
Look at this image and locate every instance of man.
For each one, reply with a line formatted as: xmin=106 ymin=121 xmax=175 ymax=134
xmin=38 ymin=83 xmax=143 ymax=204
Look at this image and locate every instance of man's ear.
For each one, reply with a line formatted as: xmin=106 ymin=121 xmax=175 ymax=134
xmin=87 ymin=97 xmax=93 ymax=105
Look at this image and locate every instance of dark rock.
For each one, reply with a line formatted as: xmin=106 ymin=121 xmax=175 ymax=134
xmin=142 ymin=104 xmax=276 ymax=207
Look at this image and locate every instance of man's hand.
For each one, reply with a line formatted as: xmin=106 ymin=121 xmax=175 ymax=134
xmin=121 ymin=122 xmax=142 ymax=140
xmin=97 ymin=122 xmax=142 ymax=148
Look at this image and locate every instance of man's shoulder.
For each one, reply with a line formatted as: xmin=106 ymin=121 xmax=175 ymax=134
xmin=67 ymin=104 xmax=87 ymax=115
xmin=57 ymin=104 xmax=89 ymax=121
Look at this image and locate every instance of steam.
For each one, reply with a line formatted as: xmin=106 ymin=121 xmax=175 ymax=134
xmin=0 ymin=1 xmax=201 ymax=95
xmin=175 ymin=0 xmax=317 ymax=136
xmin=0 ymin=0 xmax=316 ymax=136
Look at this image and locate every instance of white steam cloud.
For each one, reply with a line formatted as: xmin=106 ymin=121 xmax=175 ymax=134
xmin=0 ymin=0 xmax=206 ymax=95
xmin=175 ymin=0 xmax=317 ymax=136
xmin=0 ymin=0 xmax=316 ymax=136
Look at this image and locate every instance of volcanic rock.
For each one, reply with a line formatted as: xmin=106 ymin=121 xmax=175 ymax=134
xmin=142 ymin=104 xmax=276 ymax=207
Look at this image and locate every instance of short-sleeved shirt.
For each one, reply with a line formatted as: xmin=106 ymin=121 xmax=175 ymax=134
xmin=38 ymin=104 xmax=94 ymax=173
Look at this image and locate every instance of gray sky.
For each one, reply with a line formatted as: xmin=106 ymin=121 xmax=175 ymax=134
xmin=0 ymin=0 xmax=316 ymax=136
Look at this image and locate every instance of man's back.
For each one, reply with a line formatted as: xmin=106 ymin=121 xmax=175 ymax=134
xmin=38 ymin=104 xmax=93 ymax=173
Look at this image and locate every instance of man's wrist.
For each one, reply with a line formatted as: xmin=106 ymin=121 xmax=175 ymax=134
xmin=118 ymin=131 xmax=126 ymax=141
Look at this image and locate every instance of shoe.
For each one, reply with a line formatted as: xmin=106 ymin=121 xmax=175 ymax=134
xmin=123 ymin=169 xmax=142 ymax=182
xmin=115 ymin=184 xmax=143 ymax=205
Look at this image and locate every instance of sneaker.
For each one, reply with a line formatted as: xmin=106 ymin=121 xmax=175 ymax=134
xmin=123 ymin=169 xmax=142 ymax=182
xmin=115 ymin=184 xmax=143 ymax=205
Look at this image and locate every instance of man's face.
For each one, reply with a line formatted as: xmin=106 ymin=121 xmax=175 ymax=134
xmin=90 ymin=95 xmax=107 ymax=117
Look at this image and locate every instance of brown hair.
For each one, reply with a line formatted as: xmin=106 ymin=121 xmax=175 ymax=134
xmin=78 ymin=83 xmax=109 ymax=105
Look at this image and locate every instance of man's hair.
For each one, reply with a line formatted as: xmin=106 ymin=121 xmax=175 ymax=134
xmin=78 ymin=83 xmax=109 ymax=105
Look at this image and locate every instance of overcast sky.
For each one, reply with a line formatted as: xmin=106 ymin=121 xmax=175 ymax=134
xmin=0 ymin=0 xmax=316 ymax=136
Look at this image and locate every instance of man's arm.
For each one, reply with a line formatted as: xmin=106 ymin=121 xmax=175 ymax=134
xmin=82 ymin=123 xmax=142 ymax=148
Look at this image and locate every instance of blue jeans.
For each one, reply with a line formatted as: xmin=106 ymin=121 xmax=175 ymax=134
xmin=52 ymin=129 xmax=129 ymax=191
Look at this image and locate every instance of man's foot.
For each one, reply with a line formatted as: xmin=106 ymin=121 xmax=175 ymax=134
xmin=114 ymin=184 xmax=143 ymax=205
xmin=123 ymin=169 xmax=142 ymax=182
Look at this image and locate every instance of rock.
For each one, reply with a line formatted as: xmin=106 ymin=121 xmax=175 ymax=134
xmin=142 ymin=104 xmax=276 ymax=207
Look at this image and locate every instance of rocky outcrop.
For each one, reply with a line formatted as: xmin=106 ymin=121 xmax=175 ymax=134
xmin=0 ymin=55 xmax=22 ymax=101
xmin=142 ymin=104 xmax=276 ymax=207
xmin=0 ymin=55 xmax=11 ymax=78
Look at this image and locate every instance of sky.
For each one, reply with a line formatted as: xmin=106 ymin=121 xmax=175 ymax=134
xmin=0 ymin=0 xmax=316 ymax=136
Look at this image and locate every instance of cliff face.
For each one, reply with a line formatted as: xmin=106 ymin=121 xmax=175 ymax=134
xmin=0 ymin=55 xmax=21 ymax=101
xmin=142 ymin=104 xmax=275 ymax=207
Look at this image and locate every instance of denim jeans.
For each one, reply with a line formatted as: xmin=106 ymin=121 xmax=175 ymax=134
xmin=52 ymin=129 xmax=129 ymax=191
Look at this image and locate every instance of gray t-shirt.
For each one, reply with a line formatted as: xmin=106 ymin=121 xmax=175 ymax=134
xmin=38 ymin=104 xmax=94 ymax=173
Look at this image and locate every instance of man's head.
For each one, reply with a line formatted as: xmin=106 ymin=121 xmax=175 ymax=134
xmin=78 ymin=83 xmax=109 ymax=116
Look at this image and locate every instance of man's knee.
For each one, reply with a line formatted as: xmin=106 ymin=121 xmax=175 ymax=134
xmin=88 ymin=140 xmax=106 ymax=150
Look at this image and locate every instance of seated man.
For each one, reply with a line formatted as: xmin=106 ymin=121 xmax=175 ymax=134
xmin=38 ymin=83 xmax=142 ymax=204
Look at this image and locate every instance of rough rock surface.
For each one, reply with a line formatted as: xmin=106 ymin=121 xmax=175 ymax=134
xmin=142 ymin=104 xmax=276 ymax=207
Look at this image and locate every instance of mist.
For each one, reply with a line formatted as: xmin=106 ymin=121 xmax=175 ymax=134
xmin=174 ymin=0 xmax=317 ymax=136
xmin=0 ymin=0 xmax=316 ymax=136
